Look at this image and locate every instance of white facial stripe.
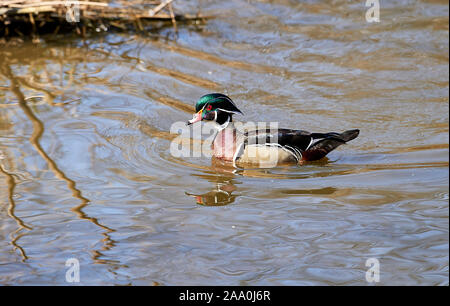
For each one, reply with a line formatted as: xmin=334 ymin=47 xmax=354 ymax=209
xmin=205 ymin=96 xmax=241 ymax=113
xmin=215 ymin=108 xmax=241 ymax=115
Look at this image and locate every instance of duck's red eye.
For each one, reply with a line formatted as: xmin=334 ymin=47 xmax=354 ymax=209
xmin=206 ymin=105 xmax=212 ymax=111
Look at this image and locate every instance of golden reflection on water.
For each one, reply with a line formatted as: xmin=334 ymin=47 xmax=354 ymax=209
xmin=0 ymin=163 xmax=31 ymax=261
xmin=1 ymin=62 xmax=116 ymax=264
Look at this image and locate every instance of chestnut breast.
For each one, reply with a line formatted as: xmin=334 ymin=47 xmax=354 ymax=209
xmin=212 ymin=128 xmax=238 ymax=161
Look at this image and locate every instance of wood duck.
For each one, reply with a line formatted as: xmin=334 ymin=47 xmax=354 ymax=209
xmin=187 ymin=93 xmax=359 ymax=167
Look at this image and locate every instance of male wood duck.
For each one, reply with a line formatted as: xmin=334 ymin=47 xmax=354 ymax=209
xmin=187 ymin=93 xmax=359 ymax=167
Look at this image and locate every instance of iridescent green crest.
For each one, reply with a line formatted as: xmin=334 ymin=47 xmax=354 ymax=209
xmin=195 ymin=93 xmax=242 ymax=114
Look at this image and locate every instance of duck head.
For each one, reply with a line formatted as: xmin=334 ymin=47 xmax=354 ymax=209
xmin=187 ymin=93 xmax=242 ymax=129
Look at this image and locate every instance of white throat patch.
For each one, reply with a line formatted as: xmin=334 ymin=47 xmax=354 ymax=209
xmin=215 ymin=115 xmax=230 ymax=131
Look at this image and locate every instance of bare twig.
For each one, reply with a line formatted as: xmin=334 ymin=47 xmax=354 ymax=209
xmin=8 ymin=1 xmax=109 ymax=8
xmin=168 ymin=1 xmax=177 ymax=33
xmin=148 ymin=0 xmax=174 ymax=16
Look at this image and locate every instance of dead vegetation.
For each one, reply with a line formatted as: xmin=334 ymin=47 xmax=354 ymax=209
xmin=0 ymin=0 xmax=209 ymax=40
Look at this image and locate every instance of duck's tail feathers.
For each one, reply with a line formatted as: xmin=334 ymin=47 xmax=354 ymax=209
xmin=302 ymin=129 xmax=359 ymax=161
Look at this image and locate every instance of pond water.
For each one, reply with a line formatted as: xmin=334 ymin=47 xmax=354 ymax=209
xmin=0 ymin=0 xmax=448 ymax=285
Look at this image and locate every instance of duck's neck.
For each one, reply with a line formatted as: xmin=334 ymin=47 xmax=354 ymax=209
xmin=215 ymin=111 xmax=232 ymax=131
xmin=212 ymin=120 xmax=237 ymax=161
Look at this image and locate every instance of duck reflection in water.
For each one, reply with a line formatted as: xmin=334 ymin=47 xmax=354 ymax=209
xmin=186 ymin=157 xmax=240 ymax=206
